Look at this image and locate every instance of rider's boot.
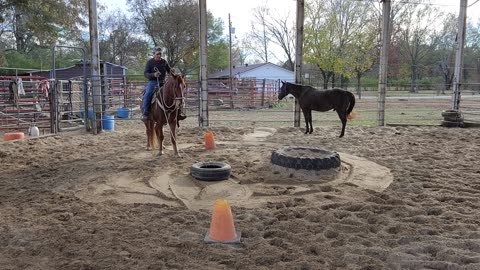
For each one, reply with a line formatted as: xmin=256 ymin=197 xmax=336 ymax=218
xmin=141 ymin=105 xmax=150 ymax=122
xmin=177 ymin=107 xmax=187 ymax=121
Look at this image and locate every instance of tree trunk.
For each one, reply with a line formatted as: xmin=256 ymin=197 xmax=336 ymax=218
xmin=320 ymin=69 xmax=328 ymax=89
xmin=356 ymin=73 xmax=362 ymax=100
xmin=410 ymin=64 xmax=418 ymax=93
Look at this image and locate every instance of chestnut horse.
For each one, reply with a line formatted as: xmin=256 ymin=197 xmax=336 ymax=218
xmin=143 ymin=71 xmax=186 ymax=156
xmin=278 ymin=81 xmax=355 ymax=137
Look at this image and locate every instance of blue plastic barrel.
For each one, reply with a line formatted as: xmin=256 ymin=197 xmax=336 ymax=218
xmin=79 ymin=109 xmax=94 ymax=119
xmin=102 ymin=115 xmax=115 ymax=130
xmin=117 ymin=107 xmax=130 ymax=118
xmin=88 ymin=109 xmax=94 ymax=119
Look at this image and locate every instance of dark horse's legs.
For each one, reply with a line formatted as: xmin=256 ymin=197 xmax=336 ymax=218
xmin=302 ymin=109 xmax=313 ymax=134
xmin=308 ymin=110 xmax=313 ymax=134
xmin=336 ymin=109 xmax=347 ymax=138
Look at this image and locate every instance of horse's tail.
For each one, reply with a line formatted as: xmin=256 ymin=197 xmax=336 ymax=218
xmin=151 ymin=125 xmax=158 ymax=148
xmin=346 ymin=92 xmax=356 ymax=120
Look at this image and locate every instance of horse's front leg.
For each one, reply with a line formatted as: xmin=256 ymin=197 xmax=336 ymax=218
xmin=302 ymin=109 xmax=309 ymax=134
xmin=145 ymin=121 xmax=152 ymax=151
xmin=308 ymin=110 xmax=313 ymax=134
xmin=169 ymin=120 xmax=180 ymax=157
xmin=156 ymin=124 xmax=164 ymax=156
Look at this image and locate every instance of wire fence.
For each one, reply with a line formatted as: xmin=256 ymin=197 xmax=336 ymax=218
xmin=1 ymin=77 xmax=479 ymax=136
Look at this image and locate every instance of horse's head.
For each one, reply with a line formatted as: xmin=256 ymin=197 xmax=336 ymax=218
xmin=165 ymin=71 xmax=186 ymax=105
xmin=278 ymin=80 xmax=289 ymax=100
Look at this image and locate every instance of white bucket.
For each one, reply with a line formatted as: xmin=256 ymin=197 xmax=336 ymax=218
xmin=29 ymin=126 xmax=40 ymax=137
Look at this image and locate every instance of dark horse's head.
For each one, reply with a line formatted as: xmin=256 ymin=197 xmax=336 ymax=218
xmin=278 ymin=80 xmax=290 ymax=100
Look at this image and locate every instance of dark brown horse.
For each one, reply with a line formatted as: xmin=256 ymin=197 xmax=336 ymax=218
xmin=278 ymin=81 xmax=355 ymax=137
xmin=143 ymin=71 xmax=186 ymax=156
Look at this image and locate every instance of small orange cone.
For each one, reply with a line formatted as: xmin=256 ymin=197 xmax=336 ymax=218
xmin=204 ymin=199 xmax=241 ymax=244
xmin=205 ymin=131 xmax=216 ymax=150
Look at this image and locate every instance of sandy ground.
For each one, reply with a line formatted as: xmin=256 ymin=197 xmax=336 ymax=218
xmin=1 ymin=120 xmax=479 ymax=270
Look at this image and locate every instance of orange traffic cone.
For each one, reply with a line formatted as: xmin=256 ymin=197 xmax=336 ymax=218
xmin=205 ymin=131 xmax=216 ymax=150
xmin=204 ymin=199 xmax=241 ymax=244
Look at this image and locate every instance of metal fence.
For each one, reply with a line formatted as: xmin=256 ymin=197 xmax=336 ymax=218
xmin=1 ymin=77 xmax=479 ymax=136
xmin=0 ymin=77 xmax=52 ymax=134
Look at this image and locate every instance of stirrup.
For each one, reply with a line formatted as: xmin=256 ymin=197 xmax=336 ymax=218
xmin=178 ymin=113 xmax=187 ymax=121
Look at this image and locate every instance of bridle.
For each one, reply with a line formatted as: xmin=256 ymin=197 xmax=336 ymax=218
xmin=155 ymin=69 xmax=185 ymax=115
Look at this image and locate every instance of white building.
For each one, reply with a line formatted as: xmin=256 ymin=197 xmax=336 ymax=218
xmin=208 ymin=62 xmax=294 ymax=82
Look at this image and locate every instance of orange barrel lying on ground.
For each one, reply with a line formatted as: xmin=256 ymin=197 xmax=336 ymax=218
xmin=3 ymin=132 xmax=25 ymax=141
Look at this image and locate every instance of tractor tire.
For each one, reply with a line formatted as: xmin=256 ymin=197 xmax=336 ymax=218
xmin=271 ymin=147 xmax=341 ymax=171
xmin=440 ymin=120 xmax=464 ymax=128
xmin=441 ymin=110 xmax=462 ymax=119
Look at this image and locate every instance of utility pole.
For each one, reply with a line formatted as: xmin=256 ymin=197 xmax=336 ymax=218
xmin=294 ymin=0 xmax=304 ymax=128
xmin=452 ymin=0 xmax=467 ymax=111
xmin=377 ymin=0 xmax=391 ymax=126
xmin=229 ymin=14 xmax=233 ymax=94
xmin=199 ymin=0 xmax=208 ymax=126
xmin=88 ymin=0 xmax=102 ymax=134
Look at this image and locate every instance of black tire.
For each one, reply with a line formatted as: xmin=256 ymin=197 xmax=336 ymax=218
xmin=441 ymin=110 xmax=462 ymax=119
xmin=191 ymin=161 xmax=231 ymax=181
xmin=271 ymin=147 xmax=341 ymax=171
xmin=443 ymin=115 xmax=464 ymax=122
xmin=440 ymin=120 xmax=464 ymax=128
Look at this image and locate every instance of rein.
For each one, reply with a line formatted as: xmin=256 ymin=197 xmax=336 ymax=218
xmin=155 ymin=73 xmax=185 ymax=116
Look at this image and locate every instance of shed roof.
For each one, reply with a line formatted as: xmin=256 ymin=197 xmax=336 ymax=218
xmin=209 ymin=62 xmax=291 ymax=78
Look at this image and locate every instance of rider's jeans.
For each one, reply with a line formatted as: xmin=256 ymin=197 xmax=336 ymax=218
xmin=143 ymin=80 xmax=158 ymax=116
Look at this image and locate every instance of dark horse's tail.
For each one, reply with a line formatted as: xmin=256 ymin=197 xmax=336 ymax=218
xmin=346 ymin=92 xmax=356 ymax=120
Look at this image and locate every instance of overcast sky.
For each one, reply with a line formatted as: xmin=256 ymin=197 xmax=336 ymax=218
xmin=97 ymin=0 xmax=480 ymax=63
xmin=98 ymin=0 xmax=480 ymax=38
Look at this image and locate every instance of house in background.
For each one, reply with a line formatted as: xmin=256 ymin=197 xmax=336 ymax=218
xmin=206 ymin=62 xmax=293 ymax=108
xmin=208 ymin=62 xmax=294 ymax=82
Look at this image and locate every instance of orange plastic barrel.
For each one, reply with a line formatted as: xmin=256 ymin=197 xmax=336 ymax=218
xmin=3 ymin=132 xmax=25 ymax=141
xmin=205 ymin=131 xmax=215 ymax=150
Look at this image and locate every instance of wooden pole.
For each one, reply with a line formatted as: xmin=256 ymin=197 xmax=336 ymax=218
xmin=377 ymin=0 xmax=391 ymax=126
xmin=199 ymin=0 xmax=208 ymax=127
xmin=294 ymin=0 xmax=305 ymax=127
xmin=88 ymin=0 xmax=102 ymax=134
xmin=452 ymin=0 xmax=467 ymax=111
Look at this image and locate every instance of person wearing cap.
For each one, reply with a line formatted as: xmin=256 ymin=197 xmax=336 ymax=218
xmin=142 ymin=47 xmax=187 ymax=121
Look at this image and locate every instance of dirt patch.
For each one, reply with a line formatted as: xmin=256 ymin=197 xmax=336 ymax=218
xmin=1 ymin=122 xmax=479 ymax=270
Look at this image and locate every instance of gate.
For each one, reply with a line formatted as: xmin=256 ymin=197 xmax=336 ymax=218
xmin=0 ymin=76 xmax=52 ymax=135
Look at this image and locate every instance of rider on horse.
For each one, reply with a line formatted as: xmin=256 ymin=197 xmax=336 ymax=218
xmin=142 ymin=47 xmax=187 ymax=122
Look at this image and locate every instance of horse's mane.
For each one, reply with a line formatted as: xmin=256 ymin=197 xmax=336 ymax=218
xmin=166 ymin=71 xmax=185 ymax=85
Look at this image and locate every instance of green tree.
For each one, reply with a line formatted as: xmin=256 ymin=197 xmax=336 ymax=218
xmin=0 ymin=0 xmax=87 ymax=53
xmin=98 ymin=9 xmax=149 ymax=69
xmin=305 ymin=0 xmax=374 ymax=89
xmin=430 ymin=13 xmax=456 ymax=92
xmin=129 ymin=0 xmax=229 ymax=75
xmin=129 ymin=0 xmax=199 ymax=73
xmin=206 ymin=17 xmax=229 ymax=74
xmin=397 ymin=4 xmax=443 ymax=92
